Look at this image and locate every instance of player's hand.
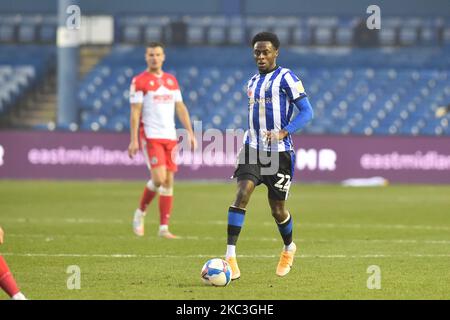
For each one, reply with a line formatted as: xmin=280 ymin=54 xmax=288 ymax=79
xmin=188 ymin=133 xmax=198 ymax=151
xmin=263 ymin=129 xmax=289 ymax=142
xmin=0 ymin=226 xmax=4 ymax=245
xmin=435 ymin=106 xmax=447 ymax=118
xmin=128 ymin=141 xmax=139 ymax=159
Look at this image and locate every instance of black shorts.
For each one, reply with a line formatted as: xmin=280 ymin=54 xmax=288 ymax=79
xmin=233 ymin=145 xmax=296 ymax=201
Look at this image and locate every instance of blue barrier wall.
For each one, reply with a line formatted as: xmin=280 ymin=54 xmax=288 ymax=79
xmin=244 ymin=0 xmax=450 ymax=17
xmin=0 ymin=0 xmax=220 ymax=15
xmin=1 ymin=0 xmax=449 ymax=16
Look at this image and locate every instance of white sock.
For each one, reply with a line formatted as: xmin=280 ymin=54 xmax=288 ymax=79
xmin=159 ymin=224 xmax=168 ymax=232
xmin=146 ymin=180 xmax=158 ymax=192
xmin=159 ymin=186 xmax=173 ymax=196
xmin=135 ymin=208 xmax=145 ymax=217
xmin=226 ymin=245 xmax=236 ymax=258
xmin=284 ymin=242 xmax=295 ymax=252
xmin=278 ymin=213 xmax=291 ymax=225
xmin=12 ymin=292 xmax=27 ymax=300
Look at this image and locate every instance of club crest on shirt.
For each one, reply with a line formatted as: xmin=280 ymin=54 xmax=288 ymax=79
xmin=296 ymin=81 xmax=305 ymax=93
xmin=149 ymin=80 xmax=155 ymax=86
xmin=265 ymin=80 xmax=273 ymax=92
xmin=167 ymin=78 xmax=174 ymax=86
xmin=151 ymin=156 xmax=158 ymax=165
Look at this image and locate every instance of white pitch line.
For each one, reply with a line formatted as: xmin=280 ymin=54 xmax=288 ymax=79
xmin=298 ymin=223 xmax=450 ymax=232
xmin=2 ymin=217 xmax=450 ymax=232
xmin=6 ymin=234 xmax=450 ymax=245
xmin=0 ymin=218 xmax=125 ymax=224
xmin=2 ymin=252 xmax=450 ymax=259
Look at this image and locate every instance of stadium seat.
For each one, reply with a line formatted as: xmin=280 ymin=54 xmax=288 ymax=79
xmin=18 ymin=25 xmax=36 ymax=43
xmin=399 ymin=27 xmax=418 ymax=46
xmin=0 ymin=25 xmax=15 ymax=42
xmin=379 ymin=27 xmax=397 ymax=46
xmin=443 ymin=27 xmax=450 ymax=45
xmin=228 ymin=26 xmax=245 ymax=45
xmin=227 ymin=16 xmax=245 ymax=45
xmin=73 ymin=26 xmax=450 ymax=136
xmin=208 ymin=26 xmax=226 ymax=45
xmin=39 ymin=25 xmax=56 ymax=43
xmin=123 ymin=25 xmax=142 ymax=43
xmin=314 ymin=26 xmax=334 ymax=46
xmin=186 ymin=25 xmax=204 ymax=45
xmin=144 ymin=26 xmax=163 ymax=43
xmin=420 ymin=27 xmax=439 ymax=46
xmin=292 ymin=26 xmax=311 ymax=45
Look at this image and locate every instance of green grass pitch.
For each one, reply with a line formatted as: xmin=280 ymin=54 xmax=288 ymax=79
xmin=1 ymin=180 xmax=449 ymax=299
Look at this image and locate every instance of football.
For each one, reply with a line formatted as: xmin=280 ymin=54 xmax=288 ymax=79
xmin=200 ymin=258 xmax=232 ymax=287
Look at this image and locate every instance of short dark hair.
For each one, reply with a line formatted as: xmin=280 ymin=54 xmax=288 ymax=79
xmin=147 ymin=42 xmax=165 ymax=49
xmin=251 ymin=32 xmax=280 ymax=49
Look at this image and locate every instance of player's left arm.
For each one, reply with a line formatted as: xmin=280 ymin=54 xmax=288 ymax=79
xmin=270 ymin=71 xmax=314 ymax=141
xmin=282 ymin=96 xmax=314 ymax=135
xmin=175 ymin=101 xmax=197 ymax=150
xmin=0 ymin=226 xmax=4 ymax=244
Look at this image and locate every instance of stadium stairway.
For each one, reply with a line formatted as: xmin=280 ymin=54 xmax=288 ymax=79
xmin=79 ymin=46 xmax=111 ymax=79
xmin=4 ymin=46 xmax=111 ymax=129
xmin=8 ymin=73 xmax=57 ymax=128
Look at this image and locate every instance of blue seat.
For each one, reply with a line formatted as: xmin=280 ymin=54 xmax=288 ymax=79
xmin=39 ymin=25 xmax=56 ymax=43
xmin=227 ymin=17 xmax=245 ymax=45
xmin=207 ymin=26 xmax=226 ymax=44
xmin=0 ymin=25 xmax=15 ymax=42
xmin=18 ymin=25 xmax=36 ymax=42
xmin=273 ymin=26 xmax=291 ymax=45
xmin=399 ymin=27 xmax=418 ymax=46
xmin=292 ymin=22 xmax=312 ymax=45
xmin=122 ymin=25 xmax=141 ymax=43
xmin=315 ymin=26 xmax=334 ymax=45
xmin=443 ymin=27 xmax=450 ymax=45
xmin=74 ymin=45 xmax=450 ymax=136
xmin=379 ymin=27 xmax=397 ymax=46
xmin=420 ymin=27 xmax=439 ymax=46
xmin=187 ymin=25 xmax=204 ymax=44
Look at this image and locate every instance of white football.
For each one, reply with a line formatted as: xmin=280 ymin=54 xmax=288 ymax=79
xmin=200 ymin=258 xmax=232 ymax=287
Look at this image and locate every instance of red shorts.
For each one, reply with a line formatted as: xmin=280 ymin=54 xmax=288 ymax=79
xmin=140 ymin=136 xmax=178 ymax=172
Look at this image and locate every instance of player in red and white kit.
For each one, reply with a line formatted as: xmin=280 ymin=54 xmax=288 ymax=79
xmin=128 ymin=42 xmax=197 ymax=239
xmin=0 ymin=226 xmax=27 ymax=300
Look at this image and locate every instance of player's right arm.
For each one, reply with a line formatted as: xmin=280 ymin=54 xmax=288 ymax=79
xmin=128 ymin=77 xmax=144 ymax=159
xmin=0 ymin=226 xmax=4 ymax=244
xmin=128 ymin=102 xmax=143 ymax=158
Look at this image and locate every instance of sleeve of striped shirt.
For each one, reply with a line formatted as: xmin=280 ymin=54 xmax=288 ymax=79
xmin=280 ymin=70 xmax=307 ymax=102
xmin=283 ymin=97 xmax=314 ymax=134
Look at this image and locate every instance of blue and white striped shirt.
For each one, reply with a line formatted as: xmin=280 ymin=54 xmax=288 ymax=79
xmin=244 ymin=66 xmax=307 ymax=152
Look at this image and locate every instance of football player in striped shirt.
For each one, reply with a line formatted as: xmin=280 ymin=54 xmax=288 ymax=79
xmin=225 ymin=32 xmax=314 ymax=278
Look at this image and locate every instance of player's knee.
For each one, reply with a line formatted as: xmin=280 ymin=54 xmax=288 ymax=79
xmin=152 ymin=178 xmax=163 ymax=188
xmin=235 ymin=189 xmax=251 ymax=207
xmin=161 ymin=178 xmax=173 ymax=189
xmin=152 ymin=173 xmax=166 ymax=187
xmin=271 ymin=208 xmax=285 ymax=220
